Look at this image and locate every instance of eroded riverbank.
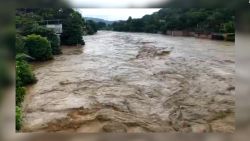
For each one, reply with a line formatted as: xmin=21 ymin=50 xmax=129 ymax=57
xmin=22 ymin=31 xmax=235 ymax=133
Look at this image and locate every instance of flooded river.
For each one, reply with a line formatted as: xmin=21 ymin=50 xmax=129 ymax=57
xmin=22 ymin=31 xmax=235 ymax=133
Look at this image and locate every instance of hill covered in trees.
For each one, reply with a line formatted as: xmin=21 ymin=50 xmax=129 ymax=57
xmin=85 ymin=17 xmax=114 ymax=25
xmin=111 ymin=8 xmax=235 ymax=34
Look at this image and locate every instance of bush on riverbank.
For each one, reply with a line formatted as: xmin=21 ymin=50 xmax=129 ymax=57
xmin=24 ymin=34 xmax=53 ymax=61
xmin=16 ymin=106 xmax=22 ymax=131
xmin=16 ymin=59 xmax=36 ymax=131
xmin=16 ymin=86 xmax=25 ymax=131
xmin=16 ymin=35 xmax=28 ymax=54
xmin=16 ymin=60 xmax=36 ymax=87
xmin=24 ymin=26 xmax=61 ymax=55
xmin=16 ymin=87 xmax=26 ymax=107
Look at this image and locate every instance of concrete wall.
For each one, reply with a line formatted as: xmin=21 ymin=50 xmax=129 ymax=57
xmin=46 ymin=24 xmax=63 ymax=34
xmin=166 ymin=30 xmax=196 ymax=37
xmin=194 ymin=33 xmax=212 ymax=39
xmin=165 ymin=30 xmax=234 ymax=41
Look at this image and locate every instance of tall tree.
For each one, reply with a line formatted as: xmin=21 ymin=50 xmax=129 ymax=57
xmin=60 ymin=10 xmax=85 ymax=45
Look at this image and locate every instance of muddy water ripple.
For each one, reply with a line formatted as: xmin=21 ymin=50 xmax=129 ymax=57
xmin=22 ymin=31 xmax=235 ymax=133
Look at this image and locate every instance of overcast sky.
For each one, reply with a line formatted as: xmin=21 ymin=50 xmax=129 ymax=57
xmin=68 ymin=0 xmax=165 ymax=7
xmin=77 ymin=8 xmax=160 ymax=21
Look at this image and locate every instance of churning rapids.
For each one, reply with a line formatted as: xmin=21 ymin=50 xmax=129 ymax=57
xmin=22 ymin=31 xmax=235 ymax=133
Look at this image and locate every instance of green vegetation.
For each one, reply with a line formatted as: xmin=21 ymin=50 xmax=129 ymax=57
xmin=24 ymin=34 xmax=53 ymax=61
xmin=16 ymin=35 xmax=27 ymax=54
xmin=61 ymin=10 xmax=85 ymax=45
xmin=16 ymin=11 xmax=62 ymax=54
xmin=16 ymin=87 xmax=26 ymax=107
xmin=16 ymin=60 xmax=36 ymax=87
xmin=24 ymin=26 xmax=61 ymax=55
xmin=16 ymin=12 xmax=43 ymax=35
xmin=96 ymin=22 xmax=107 ymax=30
xmin=15 ymin=58 xmax=36 ymax=131
xmin=16 ymin=106 xmax=22 ymax=131
xmin=112 ymin=8 xmax=235 ymax=34
xmin=85 ymin=20 xmax=98 ymax=35
xmin=16 ymin=8 xmax=97 ymax=47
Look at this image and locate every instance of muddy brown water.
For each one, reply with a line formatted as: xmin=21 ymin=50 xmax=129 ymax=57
xmin=22 ymin=31 xmax=235 ymax=133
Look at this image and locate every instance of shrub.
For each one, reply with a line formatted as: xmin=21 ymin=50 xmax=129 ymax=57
xmin=222 ymin=21 xmax=235 ymax=33
xmin=16 ymin=35 xmax=28 ymax=54
xmin=16 ymin=87 xmax=26 ymax=107
xmin=24 ymin=26 xmax=61 ymax=55
xmin=86 ymin=20 xmax=97 ymax=35
xmin=16 ymin=60 xmax=36 ymax=87
xmin=16 ymin=106 xmax=22 ymax=131
xmin=16 ymin=53 xmax=34 ymax=61
xmin=24 ymin=34 xmax=53 ymax=61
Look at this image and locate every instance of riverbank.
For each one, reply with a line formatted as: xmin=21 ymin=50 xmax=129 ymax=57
xmin=105 ymin=30 xmax=235 ymax=42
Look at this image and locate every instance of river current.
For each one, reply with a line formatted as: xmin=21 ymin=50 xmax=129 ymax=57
xmin=22 ymin=31 xmax=235 ymax=132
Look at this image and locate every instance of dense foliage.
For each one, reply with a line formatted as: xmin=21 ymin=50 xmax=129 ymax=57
xmin=16 ymin=8 xmax=93 ymax=46
xmin=16 ymin=60 xmax=36 ymax=87
xmin=24 ymin=26 xmax=61 ymax=55
xmin=16 ymin=106 xmax=22 ymax=130
xmin=60 ymin=10 xmax=85 ymax=45
xmin=24 ymin=34 xmax=53 ymax=61
xmin=85 ymin=20 xmax=98 ymax=35
xmin=112 ymin=8 xmax=235 ymax=34
xmin=96 ymin=22 xmax=107 ymax=30
xmin=16 ymin=12 xmax=61 ymax=54
xmin=16 ymin=87 xmax=26 ymax=107
xmin=16 ymin=59 xmax=36 ymax=131
xmin=16 ymin=12 xmax=43 ymax=34
xmin=16 ymin=35 xmax=27 ymax=54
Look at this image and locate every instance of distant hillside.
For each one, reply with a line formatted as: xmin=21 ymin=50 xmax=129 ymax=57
xmin=84 ymin=17 xmax=114 ymax=25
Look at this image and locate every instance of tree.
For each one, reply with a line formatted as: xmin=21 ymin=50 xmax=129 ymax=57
xmin=97 ymin=22 xmax=107 ymax=30
xmin=23 ymin=25 xmax=61 ymax=55
xmin=60 ymin=11 xmax=85 ymax=45
xmin=24 ymin=34 xmax=53 ymax=61
xmin=222 ymin=21 xmax=235 ymax=33
xmin=111 ymin=8 xmax=235 ymax=35
xmin=86 ymin=20 xmax=98 ymax=35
